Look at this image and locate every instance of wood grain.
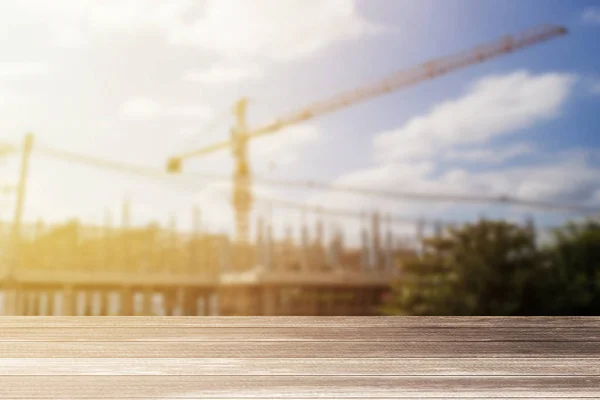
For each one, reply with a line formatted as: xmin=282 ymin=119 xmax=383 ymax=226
xmin=1 ymin=326 xmax=598 ymax=341
xmin=1 ymin=358 xmax=599 ymax=376
xmin=0 ymin=317 xmax=597 ymax=398
xmin=1 ymin=376 xmax=600 ymax=398
xmin=2 ymin=341 xmax=599 ymax=358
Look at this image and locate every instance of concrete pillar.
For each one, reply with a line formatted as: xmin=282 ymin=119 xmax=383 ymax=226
xmin=315 ymin=216 xmax=324 ymax=269
xmin=46 ymin=291 xmax=57 ymax=316
xmin=360 ymin=226 xmax=370 ymax=271
xmin=371 ymin=212 xmax=381 ymax=270
xmin=416 ymin=218 xmax=425 ymax=256
xmin=163 ymin=290 xmax=177 ymax=316
xmin=182 ymin=289 xmax=197 ymax=316
xmin=97 ymin=290 xmax=110 ymax=316
xmin=39 ymin=291 xmax=49 ymax=316
xmin=2 ymin=286 xmax=17 ymax=316
xmin=23 ymin=291 xmax=31 ymax=315
xmin=15 ymin=287 xmax=26 ymax=315
xmin=256 ymin=216 xmax=265 ymax=266
xmin=83 ymin=291 xmax=94 ymax=316
xmin=283 ymin=224 xmax=293 ymax=269
xmin=120 ymin=287 xmax=134 ymax=316
xmin=208 ymin=291 xmax=219 ymax=316
xmin=434 ymin=220 xmax=443 ymax=239
xmin=265 ymin=221 xmax=273 ymax=270
xmin=196 ymin=292 xmax=207 ymax=316
xmin=173 ymin=287 xmax=185 ymax=316
xmin=329 ymin=227 xmax=343 ymax=270
xmin=51 ymin=291 xmax=59 ymax=316
xmin=316 ymin=289 xmax=326 ymax=316
xmin=384 ymin=214 xmax=394 ymax=273
xmin=300 ymin=217 xmax=309 ymax=272
xmin=89 ymin=292 xmax=98 ymax=316
xmin=62 ymin=286 xmax=76 ymax=316
xmin=142 ymin=289 xmax=153 ymax=315
xmin=304 ymin=287 xmax=314 ymax=316
xmin=359 ymin=289 xmax=368 ymax=316
xmin=261 ymin=286 xmax=277 ymax=316
xmin=28 ymin=291 xmax=40 ymax=316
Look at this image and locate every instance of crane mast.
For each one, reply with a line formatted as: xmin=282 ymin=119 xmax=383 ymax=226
xmin=231 ymin=98 xmax=252 ymax=244
xmin=167 ymin=24 xmax=567 ymax=244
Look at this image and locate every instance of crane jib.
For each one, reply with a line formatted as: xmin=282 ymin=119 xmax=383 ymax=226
xmin=243 ymin=24 xmax=567 ymax=140
xmin=166 ymin=23 xmax=568 ymax=243
xmin=173 ymin=24 xmax=566 ymax=158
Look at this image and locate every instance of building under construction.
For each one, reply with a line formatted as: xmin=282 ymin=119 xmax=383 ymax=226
xmin=0 ymin=24 xmax=570 ymax=316
xmin=0 ymin=208 xmax=412 ymax=316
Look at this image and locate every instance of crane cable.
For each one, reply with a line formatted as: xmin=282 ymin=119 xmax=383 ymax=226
xmin=252 ymin=195 xmax=567 ymax=232
xmin=1 ymin=140 xmax=591 ymax=229
xmin=185 ymin=170 xmax=597 ymax=214
xmin=12 ymin=142 xmax=599 ymax=216
xmin=32 ymin=144 xmax=600 ymax=231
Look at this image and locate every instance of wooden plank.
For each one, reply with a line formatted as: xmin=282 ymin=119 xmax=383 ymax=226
xmin=0 ymin=326 xmax=597 ymax=342
xmin=0 ymin=316 xmax=599 ymax=328
xmin=1 ymin=341 xmax=598 ymax=358
xmin=1 ymin=317 xmax=597 ymax=398
xmin=1 ymin=358 xmax=599 ymax=376
xmin=0 ymin=326 xmax=595 ymax=342
xmin=0 ymin=376 xmax=599 ymax=398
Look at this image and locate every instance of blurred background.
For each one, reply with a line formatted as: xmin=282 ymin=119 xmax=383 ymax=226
xmin=0 ymin=0 xmax=599 ymax=316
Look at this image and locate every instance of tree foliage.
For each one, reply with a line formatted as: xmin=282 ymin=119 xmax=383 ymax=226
xmin=535 ymin=221 xmax=600 ymax=315
xmin=382 ymin=219 xmax=600 ymax=316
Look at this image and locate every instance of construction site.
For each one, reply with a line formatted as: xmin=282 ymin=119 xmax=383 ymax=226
xmin=0 ymin=23 xmax=589 ymax=316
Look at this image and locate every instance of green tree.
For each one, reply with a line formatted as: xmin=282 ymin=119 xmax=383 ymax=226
xmin=382 ymin=219 xmax=542 ymax=316
xmin=534 ymin=221 xmax=600 ymax=315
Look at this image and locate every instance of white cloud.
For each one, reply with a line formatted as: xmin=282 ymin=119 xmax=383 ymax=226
xmin=13 ymin=1 xmax=380 ymax=63
xmin=121 ymin=97 xmax=162 ymax=120
xmin=444 ymin=143 xmax=536 ymax=164
xmin=166 ymin=104 xmax=213 ymax=120
xmin=168 ymin=0 xmax=382 ymax=62
xmin=184 ymin=63 xmax=262 ymax=85
xmin=374 ymin=71 xmax=577 ymax=163
xmin=590 ymin=79 xmax=600 ymax=95
xmin=121 ymin=97 xmax=213 ymax=121
xmin=0 ymin=62 xmax=49 ymax=78
xmin=440 ymin=155 xmax=600 ymax=205
xmin=311 ymin=152 xmax=600 ymax=221
xmin=307 ymin=70 xmax=597 ymax=228
xmin=251 ymin=124 xmax=322 ymax=169
xmin=582 ymin=7 xmax=600 ymax=25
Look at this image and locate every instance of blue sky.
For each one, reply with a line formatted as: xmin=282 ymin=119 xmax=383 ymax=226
xmin=0 ymin=0 xmax=599 ymax=244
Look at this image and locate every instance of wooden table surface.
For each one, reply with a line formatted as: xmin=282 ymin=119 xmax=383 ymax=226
xmin=1 ymin=317 xmax=598 ymax=398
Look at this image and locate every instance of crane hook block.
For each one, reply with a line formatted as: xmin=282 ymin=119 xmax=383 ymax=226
xmin=166 ymin=157 xmax=181 ymax=173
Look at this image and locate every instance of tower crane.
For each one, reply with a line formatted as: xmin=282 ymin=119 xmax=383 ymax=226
xmin=175 ymin=26 xmax=563 ymax=242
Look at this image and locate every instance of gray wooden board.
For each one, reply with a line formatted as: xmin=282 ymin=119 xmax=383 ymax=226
xmin=1 ymin=327 xmax=599 ymax=341
xmin=0 ymin=317 xmax=598 ymax=398
xmin=1 ymin=358 xmax=600 ymax=376
xmin=1 ymin=376 xmax=600 ymax=398
xmin=2 ymin=341 xmax=599 ymax=358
